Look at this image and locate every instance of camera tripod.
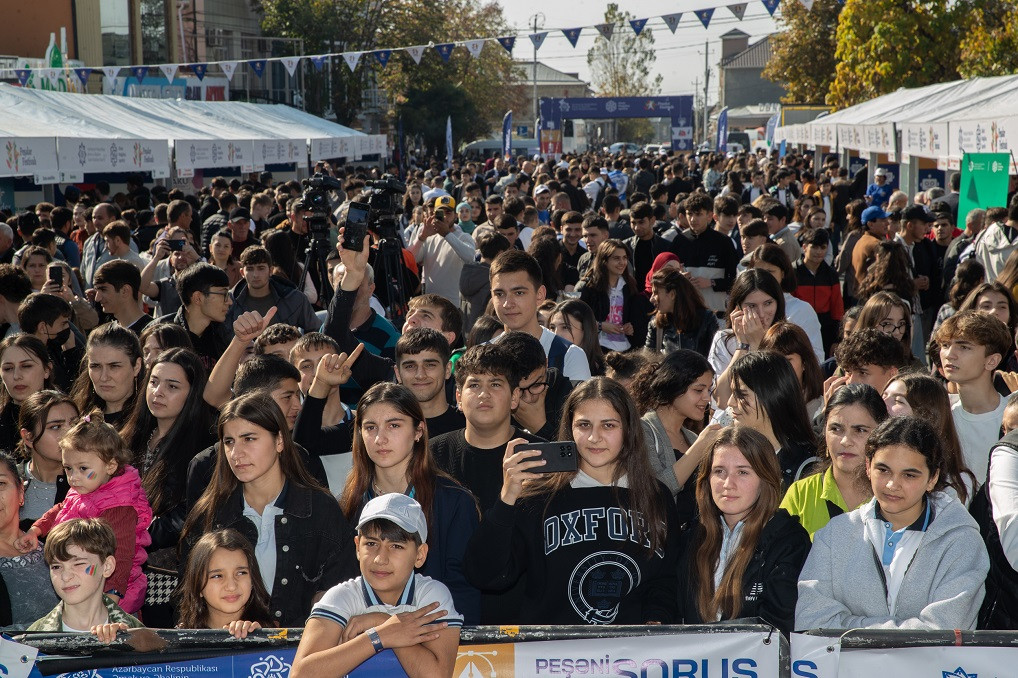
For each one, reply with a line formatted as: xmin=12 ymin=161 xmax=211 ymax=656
xmin=372 ymin=234 xmax=410 ymax=331
xmin=300 ymin=230 xmax=335 ymax=310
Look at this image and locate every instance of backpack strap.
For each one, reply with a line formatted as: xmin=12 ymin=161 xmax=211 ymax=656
xmin=547 ymin=334 xmax=570 ymax=373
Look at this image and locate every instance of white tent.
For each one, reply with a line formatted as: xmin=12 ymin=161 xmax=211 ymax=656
xmin=0 ymin=84 xmax=386 ymax=182
xmin=774 ymin=75 xmax=1018 ymax=169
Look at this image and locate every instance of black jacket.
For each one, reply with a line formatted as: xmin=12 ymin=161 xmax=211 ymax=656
xmin=974 ymin=430 xmax=1018 ymax=629
xmin=181 ymin=481 xmax=358 ymax=627
xmin=676 ymin=509 xmax=811 ymax=635
xmin=576 ymin=279 xmax=651 ymax=349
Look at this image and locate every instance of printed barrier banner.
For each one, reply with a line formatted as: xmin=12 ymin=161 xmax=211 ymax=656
xmin=454 ymin=632 xmax=779 ymax=678
xmin=791 ymin=636 xmax=1018 ymax=677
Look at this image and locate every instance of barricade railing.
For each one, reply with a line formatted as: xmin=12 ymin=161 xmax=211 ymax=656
xmin=7 ymin=622 xmax=788 ymax=677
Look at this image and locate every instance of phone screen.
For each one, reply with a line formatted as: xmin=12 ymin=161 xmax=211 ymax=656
xmin=343 ymin=203 xmax=370 ymax=251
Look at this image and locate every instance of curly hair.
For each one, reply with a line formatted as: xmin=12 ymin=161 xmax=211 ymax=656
xmin=856 ymin=240 xmax=916 ymax=302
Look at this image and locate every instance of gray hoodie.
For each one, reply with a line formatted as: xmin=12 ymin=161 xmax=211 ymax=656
xmin=795 ymin=491 xmax=988 ymax=631
xmin=459 ymin=260 xmax=491 ymax=332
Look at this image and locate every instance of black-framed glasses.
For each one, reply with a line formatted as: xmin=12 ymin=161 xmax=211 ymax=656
xmin=522 ymin=381 xmax=551 ymax=396
xmin=877 ymin=320 xmax=908 ymax=335
xmin=203 ymin=289 xmax=231 ymax=299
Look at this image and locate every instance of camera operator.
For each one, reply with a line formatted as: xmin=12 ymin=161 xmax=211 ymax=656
xmin=407 ymin=196 xmax=475 ymax=305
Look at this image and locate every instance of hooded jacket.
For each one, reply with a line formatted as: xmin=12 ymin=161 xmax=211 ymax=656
xmin=796 ymin=492 xmax=989 ymax=631
xmin=228 ymin=275 xmax=320 ymax=333
xmin=459 ymin=261 xmax=491 ymax=332
xmin=975 ymin=221 xmax=1018 ymax=281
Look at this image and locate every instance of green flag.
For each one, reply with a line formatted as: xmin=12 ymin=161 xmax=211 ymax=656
xmin=958 ymin=153 xmax=1011 ymax=230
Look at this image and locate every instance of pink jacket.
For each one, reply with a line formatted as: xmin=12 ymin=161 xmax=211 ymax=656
xmin=52 ymin=465 xmax=153 ymax=613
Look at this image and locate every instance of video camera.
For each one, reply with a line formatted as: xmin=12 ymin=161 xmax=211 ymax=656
xmin=361 ymin=174 xmax=407 ymax=241
xmin=300 ymin=173 xmax=344 ymax=239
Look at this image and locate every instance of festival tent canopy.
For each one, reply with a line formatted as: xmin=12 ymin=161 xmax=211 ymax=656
xmin=0 ymin=84 xmax=382 ymax=180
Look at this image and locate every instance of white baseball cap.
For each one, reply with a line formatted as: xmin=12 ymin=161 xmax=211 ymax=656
xmin=357 ymin=493 xmax=428 ymax=542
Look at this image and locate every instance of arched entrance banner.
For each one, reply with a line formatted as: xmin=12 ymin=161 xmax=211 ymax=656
xmin=539 ymin=96 xmax=695 ymax=157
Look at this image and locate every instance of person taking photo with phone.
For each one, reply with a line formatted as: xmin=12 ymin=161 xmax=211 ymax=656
xmin=406 ymin=196 xmax=476 ymax=305
xmin=463 ymin=377 xmax=680 ymax=625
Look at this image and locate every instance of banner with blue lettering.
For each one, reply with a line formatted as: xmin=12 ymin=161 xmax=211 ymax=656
xmin=716 ymin=106 xmax=730 ymax=152
xmin=502 ymin=110 xmax=513 ymax=159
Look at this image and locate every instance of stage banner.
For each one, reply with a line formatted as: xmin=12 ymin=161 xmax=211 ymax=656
xmin=453 ymin=632 xmax=780 ymax=678
xmin=0 ymin=137 xmax=58 ymax=178
xmin=57 ymin=138 xmax=170 ymax=177
xmin=174 ymin=139 xmax=253 ymax=171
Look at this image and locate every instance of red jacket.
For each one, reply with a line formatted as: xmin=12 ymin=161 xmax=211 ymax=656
xmin=793 ymin=260 xmax=844 ymax=320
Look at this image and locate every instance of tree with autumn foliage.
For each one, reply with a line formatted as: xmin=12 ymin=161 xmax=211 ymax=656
xmin=958 ymin=0 xmax=1018 ymax=78
xmin=762 ymin=0 xmax=841 ymax=104
xmin=827 ymin=0 xmax=964 ymax=109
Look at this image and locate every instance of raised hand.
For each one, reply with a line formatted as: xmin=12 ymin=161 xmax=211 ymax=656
xmin=234 ymin=307 xmax=277 ymax=344
xmin=312 ymin=345 xmax=365 ymax=389
xmin=500 ymin=439 xmax=546 ymax=505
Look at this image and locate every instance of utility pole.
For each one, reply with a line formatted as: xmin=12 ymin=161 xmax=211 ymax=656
xmin=530 ymin=13 xmax=544 ymax=133
xmin=703 ymin=40 xmax=710 ymax=147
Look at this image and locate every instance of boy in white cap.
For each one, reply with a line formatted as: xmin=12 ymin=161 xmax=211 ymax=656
xmin=291 ymin=493 xmax=462 ymax=678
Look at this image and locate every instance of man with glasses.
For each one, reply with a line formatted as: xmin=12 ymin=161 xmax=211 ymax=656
xmin=156 ymin=262 xmax=232 ymax=371
xmin=498 ymin=331 xmax=573 ymax=441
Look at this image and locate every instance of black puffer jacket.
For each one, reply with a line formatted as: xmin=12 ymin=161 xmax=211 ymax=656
xmin=676 ymin=509 xmax=811 ymax=635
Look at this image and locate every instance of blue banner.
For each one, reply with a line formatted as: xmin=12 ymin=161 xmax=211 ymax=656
xmin=917 ymin=168 xmax=946 ymax=191
xmin=779 ymin=139 xmax=787 ymax=158
xmin=877 ymin=163 xmax=901 ymax=191
xmin=539 ymin=96 xmax=695 ymax=151
xmin=497 ymin=36 xmax=516 ymax=53
xmin=248 ymin=59 xmax=267 ymax=78
xmin=765 ymin=112 xmax=779 ymax=146
xmin=716 ymin=106 xmax=730 ymax=152
xmin=502 ymin=110 xmax=513 ymax=159
xmin=191 ymin=63 xmax=207 ymax=81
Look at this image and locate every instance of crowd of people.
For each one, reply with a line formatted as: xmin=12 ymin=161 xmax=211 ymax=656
xmin=1 ymin=146 xmax=1018 ymax=675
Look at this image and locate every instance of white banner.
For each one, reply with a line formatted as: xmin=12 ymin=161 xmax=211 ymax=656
xmin=0 ymin=136 xmax=58 ymax=177
xmin=861 ymin=123 xmax=895 ymax=154
xmin=253 ymin=139 xmax=305 ymax=165
xmin=310 ymin=135 xmax=361 ymax=161
xmin=901 ymin=122 xmax=949 ymax=159
xmin=174 ymin=139 xmax=253 ymax=170
xmin=949 ymin=117 xmax=1018 ymax=173
xmin=454 ymin=632 xmax=781 ymax=677
xmin=0 ymin=636 xmax=38 ymax=678
xmin=839 ymin=644 xmax=1018 ymax=677
xmin=838 ymin=124 xmax=865 ymax=152
xmin=57 ymin=137 xmax=170 ymax=175
xmin=791 ymin=633 xmax=841 ymax=678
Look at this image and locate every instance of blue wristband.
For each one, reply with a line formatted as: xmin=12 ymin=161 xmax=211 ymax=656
xmin=367 ymin=627 xmax=384 ymax=653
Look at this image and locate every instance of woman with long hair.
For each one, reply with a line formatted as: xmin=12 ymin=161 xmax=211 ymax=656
xmin=0 ymin=335 xmax=54 ymax=453
xmin=726 ymin=351 xmax=819 ymax=490
xmin=760 ymin=322 xmax=825 ymax=418
xmin=856 ymin=240 xmax=918 ymax=304
xmin=781 ymin=384 xmax=887 ymax=538
xmin=547 ymin=300 xmax=606 ymax=376
xmin=796 ymin=416 xmax=989 ymax=630
xmin=138 ymin=322 xmax=194 ymax=372
xmin=402 ymin=183 xmax=424 ymax=229
xmin=176 ymin=528 xmax=273 ymax=634
xmin=208 ymin=229 xmax=242 ymax=288
xmin=181 ymin=392 xmax=357 ymax=627
xmin=747 ymin=243 xmax=825 ymax=362
xmin=934 ymin=259 xmax=987 ymax=335
xmin=70 ymin=323 xmax=144 ymax=430
xmin=262 ymin=229 xmax=316 ymax=305
xmin=677 ymin=426 xmax=810 ymax=634
xmin=856 ymin=291 xmax=920 ymax=367
xmin=835 ymin=198 xmax=868 ymax=307
xmin=882 ymin=373 xmax=978 ymax=503
xmin=997 ymin=247 xmax=1018 ymax=301
xmin=709 ymin=269 xmax=786 ymax=407
xmin=339 ymin=382 xmax=480 ymax=623
xmin=527 ymin=236 xmax=563 ymax=301
xmin=16 ymin=390 xmax=78 ymax=530
xmin=576 ymin=239 xmax=642 ymax=351
xmin=645 ymin=268 xmax=718 ymax=357
xmin=464 ymin=377 xmax=680 ymax=625
xmin=122 ymin=348 xmax=216 ymax=551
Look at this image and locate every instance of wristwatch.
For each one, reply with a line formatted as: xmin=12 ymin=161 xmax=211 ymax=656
xmin=737 ymin=342 xmax=751 ymax=351
xmin=367 ymin=627 xmax=384 ymax=653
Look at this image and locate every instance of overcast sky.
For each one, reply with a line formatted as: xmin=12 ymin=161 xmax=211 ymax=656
xmin=496 ymin=0 xmax=780 ymax=103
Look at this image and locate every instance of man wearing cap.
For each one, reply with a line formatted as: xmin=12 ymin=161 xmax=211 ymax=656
xmin=534 ymin=184 xmax=553 ymax=225
xmin=852 ymin=205 xmax=890 ymax=281
xmin=227 ymin=207 xmax=257 ymax=259
xmin=406 ymin=195 xmax=476 ymax=305
xmin=897 ymin=205 xmax=941 ymax=340
xmin=866 ymin=168 xmax=894 ymax=209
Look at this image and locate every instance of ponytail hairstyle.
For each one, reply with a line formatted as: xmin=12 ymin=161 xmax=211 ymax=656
xmin=693 ymin=426 xmax=782 ymax=621
xmin=176 ymin=528 xmax=272 ymax=629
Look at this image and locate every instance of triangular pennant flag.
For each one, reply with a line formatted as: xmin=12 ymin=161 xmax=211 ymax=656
xmin=310 ymin=55 xmax=327 ymax=71
xmin=342 ymin=52 xmax=361 ymax=71
xmin=695 ymin=8 xmax=715 ymax=28
xmin=131 ymin=65 xmax=149 ymax=81
xmin=373 ymin=50 xmax=392 ymax=68
xmin=41 ymin=69 xmax=58 ymax=84
xmin=158 ymin=64 xmax=176 ymax=82
xmin=14 ymin=69 xmax=30 ymax=87
xmin=464 ymin=40 xmax=485 ymax=58
xmin=220 ymin=61 xmax=238 ymax=81
xmin=528 ymin=32 xmax=548 ymax=51
xmin=73 ymin=67 xmax=92 ymax=88
xmin=727 ymin=3 xmax=748 ymax=19
xmin=102 ymin=66 xmax=120 ymax=83
xmin=191 ymin=63 xmax=207 ymax=81
xmin=405 ymin=45 xmax=425 ymax=64
xmin=496 ymin=36 xmax=516 ymax=53
xmin=434 ymin=43 xmax=455 ymax=62
xmin=248 ymin=59 xmax=267 ymax=78
xmin=629 ymin=18 xmax=648 ymax=36
xmin=595 ymin=23 xmax=615 ymax=41
xmin=799 ymin=0 xmax=815 ymax=8
xmin=562 ymin=28 xmax=582 ymax=48
xmin=662 ymin=13 xmax=683 ymax=33
xmin=281 ymin=56 xmax=301 ymax=77
xmin=761 ymin=0 xmax=781 ymax=15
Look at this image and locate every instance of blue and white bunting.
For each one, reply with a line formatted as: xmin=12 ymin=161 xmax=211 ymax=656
xmin=761 ymin=0 xmax=781 ymax=15
xmin=373 ymin=50 xmax=392 ymax=68
xmin=159 ymin=64 xmax=176 ymax=82
xmin=562 ymin=28 xmax=582 ymax=47
xmin=248 ymin=60 xmax=267 ymax=78
xmin=496 ymin=36 xmax=516 ymax=53
xmin=15 ymin=69 xmax=30 ymax=87
xmin=434 ymin=43 xmax=455 ymax=62
xmin=629 ymin=18 xmax=648 ymax=36
xmin=695 ymin=8 xmax=715 ymax=29
xmin=281 ymin=56 xmax=301 ymax=77
xmin=594 ymin=23 xmax=615 ymax=41
xmin=662 ymin=13 xmax=683 ymax=33
xmin=405 ymin=45 xmax=425 ymax=64
xmin=464 ymin=40 xmax=485 ymax=58
xmin=131 ymin=65 xmax=149 ymax=82
xmin=220 ymin=61 xmax=238 ymax=81
xmin=192 ymin=63 xmax=208 ymax=81
xmin=310 ymin=56 xmax=327 ymax=72
xmin=799 ymin=0 xmax=815 ymax=9
xmin=528 ymin=32 xmax=548 ymax=51
xmin=101 ymin=66 xmax=120 ymax=85
xmin=727 ymin=3 xmax=748 ymax=20
xmin=73 ymin=67 xmax=92 ymax=88
xmin=342 ymin=52 xmax=361 ymax=71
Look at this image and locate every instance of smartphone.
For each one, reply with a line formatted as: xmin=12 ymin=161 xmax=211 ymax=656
xmin=167 ymin=239 xmax=185 ymax=252
xmin=47 ymin=266 xmax=62 ymax=284
xmin=518 ymin=441 xmax=579 ymax=474
xmin=343 ymin=202 xmax=370 ymax=251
